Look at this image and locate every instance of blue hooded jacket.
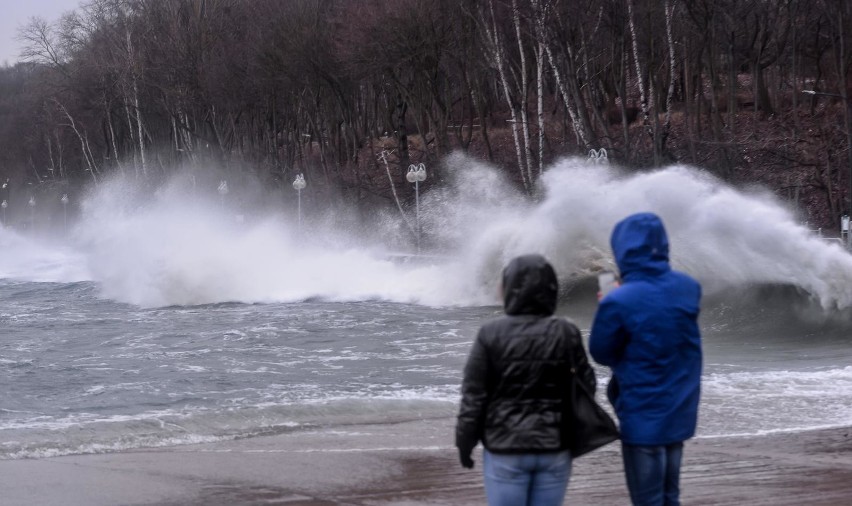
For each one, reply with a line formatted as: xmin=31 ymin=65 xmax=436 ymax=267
xmin=589 ymin=213 xmax=702 ymax=445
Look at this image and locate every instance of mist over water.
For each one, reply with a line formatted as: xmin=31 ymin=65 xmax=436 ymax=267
xmin=0 ymin=239 xmax=87 ymax=285
xmin=2 ymin=154 xmax=852 ymax=309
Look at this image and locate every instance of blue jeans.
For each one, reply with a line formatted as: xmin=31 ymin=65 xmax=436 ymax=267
xmin=621 ymin=442 xmax=684 ymax=506
xmin=482 ymin=450 xmax=571 ymax=506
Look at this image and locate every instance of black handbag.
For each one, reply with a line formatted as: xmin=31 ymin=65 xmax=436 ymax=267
xmin=565 ymin=355 xmax=620 ymax=458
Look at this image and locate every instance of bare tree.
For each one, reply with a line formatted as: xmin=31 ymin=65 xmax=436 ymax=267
xmin=478 ymin=0 xmax=530 ymax=191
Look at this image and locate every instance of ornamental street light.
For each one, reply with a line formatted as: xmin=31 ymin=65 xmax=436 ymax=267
xmin=1 ymin=180 xmax=8 ymax=224
xmin=292 ymin=174 xmax=307 ymax=230
xmin=28 ymin=196 xmax=35 ymax=231
xmin=61 ymin=194 xmax=69 ymax=233
xmin=588 ymin=148 xmax=609 ymax=165
xmin=406 ymin=163 xmax=427 ymax=254
xmin=803 ymin=89 xmax=852 ymax=218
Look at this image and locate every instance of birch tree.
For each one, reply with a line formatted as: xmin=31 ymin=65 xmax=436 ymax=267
xmin=512 ymin=0 xmax=535 ymax=185
xmin=661 ymin=0 xmax=678 ymax=154
xmin=476 ymin=0 xmax=530 ymax=190
xmin=626 ymin=0 xmax=655 ymax=157
xmin=531 ymin=0 xmax=594 ymax=150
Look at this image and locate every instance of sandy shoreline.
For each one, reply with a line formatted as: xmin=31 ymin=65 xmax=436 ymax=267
xmin=1 ymin=418 xmax=851 ymax=505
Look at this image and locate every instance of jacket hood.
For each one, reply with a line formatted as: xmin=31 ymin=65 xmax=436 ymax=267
xmin=502 ymin=254 xmax=558 ymax=316
xmin=610 ymin=213 xmax=671 ymax=278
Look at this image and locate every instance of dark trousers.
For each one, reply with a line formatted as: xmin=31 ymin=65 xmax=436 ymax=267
xmin=621 ymin=441 xmax=684 ymax=506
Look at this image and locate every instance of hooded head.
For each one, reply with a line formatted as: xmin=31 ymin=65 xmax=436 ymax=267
xmin=610 ymin=212 xmax=671 ymax=279
xmin=501 ymin=254 xmax=559 ymax=316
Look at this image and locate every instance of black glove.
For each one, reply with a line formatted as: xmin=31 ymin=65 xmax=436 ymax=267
xmin=458 ymin=447 xmax=475 ymax=469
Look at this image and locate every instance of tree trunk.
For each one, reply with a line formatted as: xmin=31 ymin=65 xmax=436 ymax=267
xmin=536 ymin=42 xmax=545 ymax=175
xmin=617 ymin=44 xmax=632 ymax=161
xmin=127 ymin=26 xmax=147 ymax=178
xmin=513 ymin=0 xmax=535 ymax=185
xmin=396 ymin=94 xmax=410 ymax=170
xmin=627 ymin=0 xmax=654 ymax=145
xmin=662 ymin=0 xmax=678 ymax=158
xmin=683 ymin=37 xmax=698 ymax=164
xmin=531 ymin=0 xmax=593 ymax=150
xmin=483 ymin=0 xmax=528 ymax=190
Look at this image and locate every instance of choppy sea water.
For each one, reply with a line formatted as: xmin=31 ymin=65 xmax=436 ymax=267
xmin=0 ymin=280 xmax=486 ymax=459
xmin=2 ymin=158 xmax=852 ymax=459
xmin=2 ymin=278 xmax=851 ymax=459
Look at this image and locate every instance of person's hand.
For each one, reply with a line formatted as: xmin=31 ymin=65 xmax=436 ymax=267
xmin=458 ymin=447 xmax=475 ymax=469
xmin=597 ymin=281 xmax=621 ymax=301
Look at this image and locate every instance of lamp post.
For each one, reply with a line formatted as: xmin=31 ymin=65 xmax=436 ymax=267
xmin=406 ymin=163 xmax=427 ymax=254
xmin=60 ymin=194 xmax=69 ymax=233
xmin=1 ymin=180 xmax=7 ymax=226
xmin=292 ymin=174 xmax=306 ymax=230
xmin=28 ymin=196 xmax=35 ymax=231
xmin=217 ymin=180 xmax=228 ymax=209
xmin=803 ymin=89 xmax=852 ymax=218
xmin=588 ymin=148 xmax=609 ymax=165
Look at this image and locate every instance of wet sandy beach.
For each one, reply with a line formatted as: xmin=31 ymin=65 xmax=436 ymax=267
xmin=1 ymin=417 xmax=851 ymax=505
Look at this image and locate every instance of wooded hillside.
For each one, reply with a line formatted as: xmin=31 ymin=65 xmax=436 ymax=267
xmin=0 ymin=0 xmax=850 ymax=230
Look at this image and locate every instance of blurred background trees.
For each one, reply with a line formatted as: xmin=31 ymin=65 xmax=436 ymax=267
xmin=0 ymin=0 xmax=850 ymax=227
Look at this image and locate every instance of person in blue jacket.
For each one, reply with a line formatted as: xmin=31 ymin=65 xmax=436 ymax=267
xmin=589 ymin=212 xmax=702 ymax=506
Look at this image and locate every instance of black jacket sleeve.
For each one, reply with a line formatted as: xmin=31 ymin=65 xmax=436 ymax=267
xmin=456 ymin=329 xmax=489 ymax=453
xmin=574 ymin=342 xmax=597 ymax=394
xmin=566 ymin=321 xmax=596 ymax=395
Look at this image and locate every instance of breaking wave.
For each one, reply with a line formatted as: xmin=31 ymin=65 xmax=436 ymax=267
xmin=1 ymin=154 xmax=851 ymax=310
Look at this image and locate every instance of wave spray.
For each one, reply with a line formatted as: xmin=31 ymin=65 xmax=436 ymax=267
xmin=1 ymin=154 xmax=851 ymax=309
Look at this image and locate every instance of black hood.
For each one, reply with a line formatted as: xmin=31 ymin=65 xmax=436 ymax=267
xmin=502 ymin=254 xmax=559 ymax=316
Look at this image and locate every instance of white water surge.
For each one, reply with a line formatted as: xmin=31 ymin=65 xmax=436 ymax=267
xmin=1 ymin=154 xmax=851 ymax=309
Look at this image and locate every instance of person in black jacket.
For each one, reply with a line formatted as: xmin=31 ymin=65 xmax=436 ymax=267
xmin=456 ymin=254 xmax=597 ymax=506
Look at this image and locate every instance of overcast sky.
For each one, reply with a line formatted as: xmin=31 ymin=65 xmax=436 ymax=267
xmin=0 ymin=0 xmax=83 ymax=66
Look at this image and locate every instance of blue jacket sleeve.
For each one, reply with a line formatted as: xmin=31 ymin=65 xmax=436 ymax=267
xmin=589 ymin=298 xmax=626 ymax=367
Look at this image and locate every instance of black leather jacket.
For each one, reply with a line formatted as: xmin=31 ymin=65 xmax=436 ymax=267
xmin=456 ymin=254 xmax=596 ymax=454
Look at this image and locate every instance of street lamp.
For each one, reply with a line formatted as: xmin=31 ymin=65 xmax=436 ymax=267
xmin=803 ymin=89 xmax=852 ymax=218
xmin=217 ymin=180 xmax=229 ymax=209
xmin=61 ymin=194 xmax=69 ymax=233
xmin=1 ymin=180 xmax=8 ymax=224
xmin=406 ymin=163 xmax=427 ymax=254
xmin=589 ymin=148 xmax=609 ymax=165
xmin=292 ymin=174 xmax=307 ymax=230
xmin=28 ymin=196 xmax=35 ymax=231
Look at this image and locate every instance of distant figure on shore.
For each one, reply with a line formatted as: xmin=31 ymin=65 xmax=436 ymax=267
xmin=456 ymin=254 xmax=597 ymax=506
xmin=590 ymin=213 xmax=703 ymax=506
